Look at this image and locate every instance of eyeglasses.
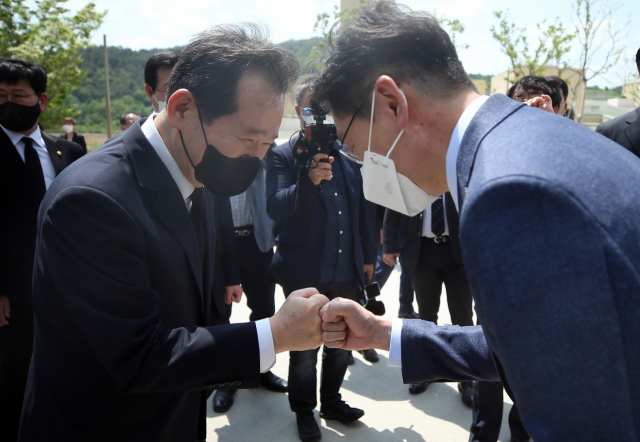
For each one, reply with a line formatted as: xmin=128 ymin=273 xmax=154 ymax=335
xmin=338 ymin=83 xmax=376 ymax=165
xmin=0 ymin=92 xmax=38 ymax=105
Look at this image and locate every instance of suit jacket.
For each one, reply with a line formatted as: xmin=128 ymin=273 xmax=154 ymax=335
xmin=266 ymin=140 xmax=375 ymax=291
xmin=211 ymin=195 xmax=240 ymax=322
xmin=595 ymin=106 xmax=640 ymax=157
xmin=400 ymin=94 xmax=640 ymax=440
xmin=246 ymin=156 xmax=275 ymax=252
xmin=383 ymin=192 xmax=462 ymax=269
xmin=19 ymin=120 xmax=260 ymax=442
xmin=59 ymin=132 xmax=87 ymax=155
xmin=0 ymin=129 xmax=83 ymax=313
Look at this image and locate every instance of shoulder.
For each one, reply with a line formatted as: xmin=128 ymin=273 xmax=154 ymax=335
xmin=44 ymin=132 xmax=83 ymax=156
xmin=597 ymin=108 xmax=640 ymax=137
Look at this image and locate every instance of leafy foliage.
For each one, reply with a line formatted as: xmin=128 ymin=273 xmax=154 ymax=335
xmin=0 ymin=0 xmax=106 ymax=129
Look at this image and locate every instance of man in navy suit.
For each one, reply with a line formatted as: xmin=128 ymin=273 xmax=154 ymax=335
xmin=314 ymin=2 xmax=640 ymax=441
xmin=19 ymin=25 xmax=333 ymax=442
xmin=266 ymin=79 xmax=375 ymax=442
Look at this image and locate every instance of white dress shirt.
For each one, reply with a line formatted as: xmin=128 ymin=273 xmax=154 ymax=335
xmin=421 ymin=193 xmax=450 ymax=238
xmin=140 ymin=117 xmax=276 ymax=373
xmin=2 ymin=125 xmax=56 ymax=189
xmin=388 ymin=94 xmax=489 ymax=368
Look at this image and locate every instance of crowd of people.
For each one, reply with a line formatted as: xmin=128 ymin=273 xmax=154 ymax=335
xmin=1 ymin=1 xmax=640 ymax=442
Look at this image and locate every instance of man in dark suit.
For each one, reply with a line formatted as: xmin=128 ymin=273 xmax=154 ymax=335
xmin=315 ymin=2 xmax=640 ymax=440
xmin=595 ymin=48 xmax=640 ymax=156
xmin=19 ymin=26 xmax=332 ymax=442
xmin=0 ymin=58 xmax=84 ymax=442
xmin=266 ymin=80 xmax=375 ymax=442
xmin=383 ymin=197 xmax=474 ymax=401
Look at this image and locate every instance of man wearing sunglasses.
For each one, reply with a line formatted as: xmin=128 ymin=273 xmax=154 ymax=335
xmin=316 ymin=1 xmax=640 ymax=440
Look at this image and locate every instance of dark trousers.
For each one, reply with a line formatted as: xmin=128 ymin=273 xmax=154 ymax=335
xmin=410 ymin=238 xmax=473 ymax=326
xmin=374 ymin=245 xmax=415 ymax=313
xmin=236 ymin=230 xmax=275 ymax=322
xmin=469 ymin=381 xmax=530 ymax=442
xmin=285 ymin=280 xmax=358 ymax=413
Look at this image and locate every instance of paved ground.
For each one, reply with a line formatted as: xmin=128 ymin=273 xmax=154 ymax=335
xmin=206 ymin=267 xmax=516 ymax=442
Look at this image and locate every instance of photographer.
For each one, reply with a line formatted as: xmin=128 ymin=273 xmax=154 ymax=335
xmin=266 ymin=78 xmax=375 ymax=442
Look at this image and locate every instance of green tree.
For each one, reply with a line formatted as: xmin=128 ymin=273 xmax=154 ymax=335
xmin=490 ymin=10 xmax=575 ymax=88
xmin=0 ymin=0 xmax=106 ymax=129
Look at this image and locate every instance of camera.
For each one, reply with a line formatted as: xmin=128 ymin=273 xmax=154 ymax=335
xmin=290 ymin=105 xmax=338 ymax=164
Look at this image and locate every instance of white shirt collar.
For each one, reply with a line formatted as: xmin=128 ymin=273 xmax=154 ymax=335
xmin=445 ymin=95 xmax=489 ymax=212
xmin=141 ymin=116 xmax=195 ymax=205
xmin=1 ymin=124 xmax=46 ymax=150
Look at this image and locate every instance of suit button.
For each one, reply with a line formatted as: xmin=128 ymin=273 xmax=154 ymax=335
xmin=231 ymin=381 xmax=241 ymax=387
xmin=204 ymin=384 xmax=214 ymax=390
xmin=214 ymin=383 xmax=223 ymax=389
xmin=223 ymin=382 xmax=232 ymax=388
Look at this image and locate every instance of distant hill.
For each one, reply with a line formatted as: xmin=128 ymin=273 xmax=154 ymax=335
xmin=69 ymin=37 xmax=323 ymax=133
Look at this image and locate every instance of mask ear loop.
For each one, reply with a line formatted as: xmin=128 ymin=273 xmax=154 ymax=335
xmin=192 ymin=98 xmax=210 ymax=146
xmin=367 ymin=89 xmax=375 ymax=153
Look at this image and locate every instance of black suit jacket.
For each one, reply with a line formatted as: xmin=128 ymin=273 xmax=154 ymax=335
xmin=59 ymin=132 xmax=87 ymax=155
xmin=383 ymin=192 xmax=462 ymax=270
xmin=19 ymin=120 xmax=260 ymax=442
xmin=0 ymin=129 xmax=83 ymax=312
xmin=595 ymin=107 xmax=640 ymax=157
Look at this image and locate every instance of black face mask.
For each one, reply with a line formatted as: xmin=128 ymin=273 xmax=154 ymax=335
xmin=179 ymin=109 xmax=260 ymax=197
xmin=0 ymin=99 xmax=41 ymax=132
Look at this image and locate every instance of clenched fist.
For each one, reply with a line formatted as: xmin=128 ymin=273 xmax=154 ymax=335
xmin=269 ymin=288 xmax=333 ymax=353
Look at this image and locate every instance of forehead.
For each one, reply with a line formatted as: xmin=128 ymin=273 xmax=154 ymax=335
xmin=0 ymin=78 xmax=34 ymax=92
xmin=155 ymin=66 xmax=173 ymax=85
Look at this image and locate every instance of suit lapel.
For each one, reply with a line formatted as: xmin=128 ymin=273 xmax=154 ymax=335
xmin=0 ymin=128 xmax=32 ymax=192
xmin=623 ymin=112 xmax=640 ymax=156
xmin=126 ymin=121 xmax=204 ymax=303
xmin=457 ymin=95 xmax=525 ymax=212
xmin=42 ymin=133 xmax=64 ymax=175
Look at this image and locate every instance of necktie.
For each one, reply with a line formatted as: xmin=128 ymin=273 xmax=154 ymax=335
xmin=189 ymin=187 xmax=205 ymax=273
xmin=22 ymin=137 xmax=46 ymax=201
xmin=431 ymin=196 xmax=445 ymax=237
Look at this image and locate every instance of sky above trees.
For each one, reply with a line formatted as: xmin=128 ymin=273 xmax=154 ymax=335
xmin=59 ymin=0 xmax=639 ymax=88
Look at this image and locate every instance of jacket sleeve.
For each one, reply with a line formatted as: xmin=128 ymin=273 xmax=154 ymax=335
xmin=382 ymin=209 xmax=403 ymax=254
xmin=401 ymin=320 xmax=500 ymax=383
xmin=265 ymin=147 xmax=319 ymax=223
xmin=40 ymin=186 xmax=260 ymax=394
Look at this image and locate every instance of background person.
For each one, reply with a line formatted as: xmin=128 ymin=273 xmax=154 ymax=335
xmin=313 ymin=1 xmax=640 ymax=440
xmin=59 ymin=116 xmax=87 ymax=154
xmin=119 ymin=110 xmax=141 ymax=131
xmin=0 ymin=57 xmax=84 ymax=442
xmin=144 ymin=50 xmax=181 ymax=114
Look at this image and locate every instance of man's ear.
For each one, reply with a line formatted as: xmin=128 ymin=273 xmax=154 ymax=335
xmin=144 ymin=84 xmax=154 ymax=103
xmin=374 ymin=75 xmax=408 ymax=130
xmin=167 ymin=89 xmax=195 ymax=131
xmin=39 ymin=93 xmax=48 ymax=113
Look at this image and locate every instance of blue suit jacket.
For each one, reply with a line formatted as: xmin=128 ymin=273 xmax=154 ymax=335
xmin=401 ymin=94 xmax=640 ymax=440
xmin=245 ymin=157 xmax=275 ymax=253
xmin=266 ymin=140 xmax=375 ymax=291
xmin=19 ymin=120 xmax=260 ymax=442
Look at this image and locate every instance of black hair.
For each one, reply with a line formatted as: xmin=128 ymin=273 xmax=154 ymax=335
xmin=636 ymin=47 xmax=640 ymax=75
xmin=311 ymin=0 xmax=475 ymax=119
xmin=120 ymin=111 xmax=142 ymax=125
xmin=0 ymin=58 xmax=47 ymax=95
xmin=507 ymin=76 xmax=561 ymax=109
xmin=547 ymin=76 xmax=568 ymax=101
xmin=295 ymin=76 xmax=316 ymax=107
xmin=144 ymin=50 xmax=181 ymax=92
xmin=168 ymin=23 xmax=300 ymax=125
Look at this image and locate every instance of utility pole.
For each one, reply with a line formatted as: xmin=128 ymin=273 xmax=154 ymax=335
xmin=103 ymin=34 xmax=112 ymax=138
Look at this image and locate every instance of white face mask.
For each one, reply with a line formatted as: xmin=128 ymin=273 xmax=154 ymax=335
xmin=360 ymin=89 xmax=440 ymax=217
xmin=62 ymin=124 xmax=74 ymax=134
xmin=152 ymin=93 xmax=166 ymax=113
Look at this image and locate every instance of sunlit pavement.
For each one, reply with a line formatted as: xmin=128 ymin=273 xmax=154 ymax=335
xmin=207 ymin=266 xmax=515 ymax=442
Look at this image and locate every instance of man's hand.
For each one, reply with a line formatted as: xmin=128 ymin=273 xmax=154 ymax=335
xmin=320 ymin=298 xmax=392 ymax=351
xmin=225 ymin=285 xmax=243 ymax=305
xmin=526 ymin=94 xmax=555 ymax=114
xmin=269 ymin=288 xmax=332 ymax=353
xmin=383 ymin=252 xmax=400 ymax=267
xmin=309 ymin=153 xmax=334 ymax=186
xmin=363 ymin=264 xmax=374 ymax=284
xmin=0 ymin=295 xmax=10 ymax=327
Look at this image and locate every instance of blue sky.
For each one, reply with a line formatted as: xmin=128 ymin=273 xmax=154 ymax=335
xmin=60 ymin=0 xmax=638 ymax=88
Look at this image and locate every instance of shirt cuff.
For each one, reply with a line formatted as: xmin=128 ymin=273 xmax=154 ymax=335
xmin=387 ymin=318 xmax=404 ymax=368
xmin=255 ymin=318 xmax=276 ymax=373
